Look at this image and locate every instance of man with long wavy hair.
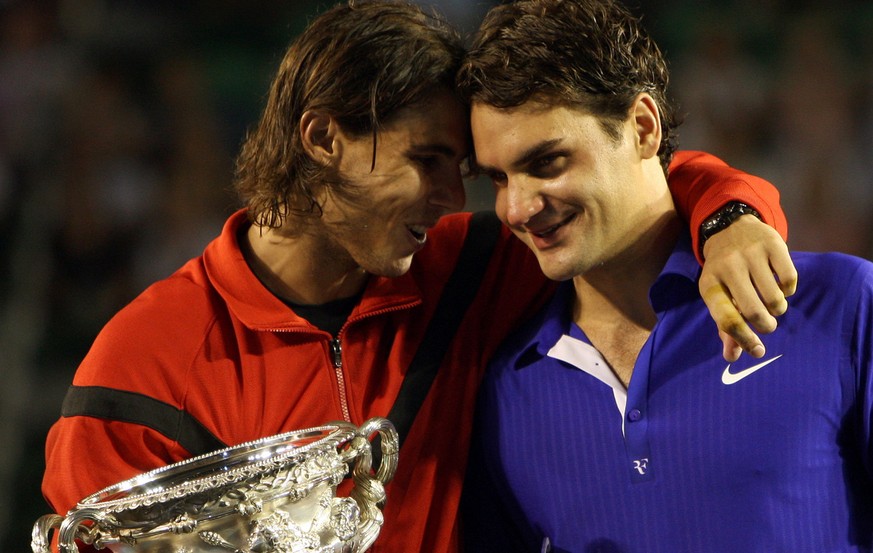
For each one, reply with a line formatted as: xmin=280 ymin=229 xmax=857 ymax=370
xmin=42 ymin=2 xmax=794 ymax=551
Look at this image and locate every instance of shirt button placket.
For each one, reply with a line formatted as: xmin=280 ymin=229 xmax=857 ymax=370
xmin=625 ymin=407 xmax=652 ymax=481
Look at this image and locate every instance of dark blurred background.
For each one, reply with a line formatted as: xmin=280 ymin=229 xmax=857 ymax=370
xmin=1 ymin=0 xmax=871 ymax=549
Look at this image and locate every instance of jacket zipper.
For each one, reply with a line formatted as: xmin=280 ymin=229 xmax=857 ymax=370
xmin=328 ymin=303 xmax=419 ymax=425
xmin=330 ymin=337 xmax=351 ymax=422
xmin=268 ymin=301 xmax=419 ymax=426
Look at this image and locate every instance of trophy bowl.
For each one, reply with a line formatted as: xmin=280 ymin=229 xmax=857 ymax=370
xmin=33 ymin=418 xmax=399 ymax=553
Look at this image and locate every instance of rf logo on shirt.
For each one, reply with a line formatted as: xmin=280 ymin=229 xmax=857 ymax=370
xmin=633 ymin=458 xmax=649 ymax=475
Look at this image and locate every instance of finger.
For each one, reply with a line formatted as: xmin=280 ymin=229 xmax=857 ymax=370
xmin=770 ymin=251 xmax=799 ymax=298
xmin=720 ymin=330 xmax=742 ymax=362
xmin=700 ymin=282 xmax=766 ymax=358
xmin=721 ymin=271 xmax=779 ymax=334
xmin=749 ymin=262 xmax=789 ymax=318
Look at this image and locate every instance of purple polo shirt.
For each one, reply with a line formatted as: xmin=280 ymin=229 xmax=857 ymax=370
xmin=463 ymin=234 xmax=873 ymax=553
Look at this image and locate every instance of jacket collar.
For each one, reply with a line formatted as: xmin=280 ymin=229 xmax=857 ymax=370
xmin=203 ymin=209 xmax=422 ymax=332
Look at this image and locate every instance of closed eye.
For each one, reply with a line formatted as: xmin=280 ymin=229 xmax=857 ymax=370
xmin=412 ymin=155 xmax=440 ymax=170
xmin=528 ymin=153 xmax=566 ymax=179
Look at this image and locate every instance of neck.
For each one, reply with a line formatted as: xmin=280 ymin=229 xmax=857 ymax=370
xmin=573 ymin=208 xmax=681 ymax=331
xmin=571 ymin=209 xmax=681 ymax=388
xmin=242 ymin=224 xmax=369 ymax=305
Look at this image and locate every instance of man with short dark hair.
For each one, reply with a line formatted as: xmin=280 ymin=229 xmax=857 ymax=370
xmin=459 ymin=1 xmax=872 ymax=551
xmin=42 ymin=2 xmax=794 ymax=551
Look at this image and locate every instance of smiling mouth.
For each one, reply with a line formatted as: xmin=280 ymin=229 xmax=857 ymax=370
xmin=531 ymin=214 xmax=576 ymax=238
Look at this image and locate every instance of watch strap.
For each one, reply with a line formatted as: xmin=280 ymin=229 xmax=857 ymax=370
xmin=699 ymin=201 xmax=761 ymax=253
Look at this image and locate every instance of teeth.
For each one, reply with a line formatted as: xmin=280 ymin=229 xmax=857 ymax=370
xmin=532 ymin=214 xmax=574 ymax=238
xmin=533 ymin=223 xmax=560 ymax=237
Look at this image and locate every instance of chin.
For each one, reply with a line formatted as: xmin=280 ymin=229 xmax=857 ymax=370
xmin=536 ymin=256 xmax=577 ymax=282
xmin=541 ymin=268 xmax=575 ymax=282
xmin=371 ymin=256 xmax=415 ymax=279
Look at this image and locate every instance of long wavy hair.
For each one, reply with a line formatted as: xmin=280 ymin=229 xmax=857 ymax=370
xmin=234 ymin=0 xmax=465 ymax=229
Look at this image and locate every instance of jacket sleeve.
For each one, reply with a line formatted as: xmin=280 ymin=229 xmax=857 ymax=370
xmin=40 ymin=280 xmax=217 ymax=520
xmin=667 ymin=150 xmax=789 ymax=264
xmin=42 ymin=412 xmax=190 ymax=517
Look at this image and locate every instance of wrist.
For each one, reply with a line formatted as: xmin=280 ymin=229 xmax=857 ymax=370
xmin=699 ymin=201 xmax=762 ymax=257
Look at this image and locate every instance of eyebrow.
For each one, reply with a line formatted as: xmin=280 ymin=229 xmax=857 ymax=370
xmin=476 ymin=138 xmax=563 ymax=175
xmin=407 ymin=142 xmax=464 ymax=159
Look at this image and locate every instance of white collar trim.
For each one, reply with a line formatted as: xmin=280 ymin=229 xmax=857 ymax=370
xmin=546 ymin=333 xmax=628 ymax=433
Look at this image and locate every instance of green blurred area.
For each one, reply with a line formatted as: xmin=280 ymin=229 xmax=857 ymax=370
xmin=1 ymin=1 xmax=871 ymax=550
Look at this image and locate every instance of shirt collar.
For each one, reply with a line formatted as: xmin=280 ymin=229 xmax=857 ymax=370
xmin=512 ymin=231 xmax=700 ymax=367
xmin=649 ymin=231 xmax=700 ymax=314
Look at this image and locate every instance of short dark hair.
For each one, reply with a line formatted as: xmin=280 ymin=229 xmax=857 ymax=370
xmin=457 ymin=0 xmax=679 ymax=172
xmin=235 ymin=0 xmax=464 ymax=229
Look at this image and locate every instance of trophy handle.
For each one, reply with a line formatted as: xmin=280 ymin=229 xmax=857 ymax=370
xmin=57 ymin=507 xmax=105 ymax=553
xmin=358 ymin=417 xmax=399 ymax=489
xmin=347 ymin=417 xmax=399 ymax=550
xmin=31 ymin=514 xmax=63 ymax=553
xmin=31 ymin=509 xmax=104 ymax=553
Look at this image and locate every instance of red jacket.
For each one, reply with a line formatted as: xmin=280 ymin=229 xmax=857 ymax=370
xmin=42 ymin=151 xmax=787 ymax=552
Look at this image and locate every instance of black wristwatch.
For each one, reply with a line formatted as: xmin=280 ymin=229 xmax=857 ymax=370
xmin=699 ymin=201 xmax=761 ymax=253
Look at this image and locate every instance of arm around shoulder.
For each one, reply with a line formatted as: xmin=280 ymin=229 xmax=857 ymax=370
xmin=666 ymin=151 xmax=797 ymax=361
xmin=667 ymin=150 xmax=788 ymax=261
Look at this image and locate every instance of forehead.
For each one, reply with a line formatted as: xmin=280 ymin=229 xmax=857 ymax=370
xmin=470 ymin=101 xmax=601 ymax=166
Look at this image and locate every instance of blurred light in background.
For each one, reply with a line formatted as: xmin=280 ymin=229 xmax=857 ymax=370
xmin=0 ymin=1 xmax=870 ymax=549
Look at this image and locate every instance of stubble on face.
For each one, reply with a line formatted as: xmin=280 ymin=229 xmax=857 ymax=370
xmin=316 ymin=89 xmax=470 ymax=280
xmin=471 ymin=100 xmax=639 ymax=281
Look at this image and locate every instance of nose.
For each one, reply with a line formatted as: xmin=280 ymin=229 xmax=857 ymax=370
xmin=500 ymin=175 xmax=544 ymax=228
xmin=428 ymin=166 xmax=466 ymax=213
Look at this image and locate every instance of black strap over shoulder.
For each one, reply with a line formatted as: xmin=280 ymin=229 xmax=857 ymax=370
xmin=61 ymin=385 xmax=226 ymax=455
xmin=385 ymin=210 xmax=503 ymax=446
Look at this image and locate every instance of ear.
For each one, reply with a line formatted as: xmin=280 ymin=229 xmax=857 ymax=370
xmin=300 ymin=110 xmax=340 ymax=166
xmin=631 ymin=93 xmax=662 ymax=160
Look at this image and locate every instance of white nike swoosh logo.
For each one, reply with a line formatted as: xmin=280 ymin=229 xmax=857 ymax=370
xmin=721 ymin=354 xmax=783 ymax=385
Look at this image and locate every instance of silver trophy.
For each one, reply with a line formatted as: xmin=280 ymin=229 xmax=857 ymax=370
xmin=32 ymin=418 xmax=398 ymax=553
